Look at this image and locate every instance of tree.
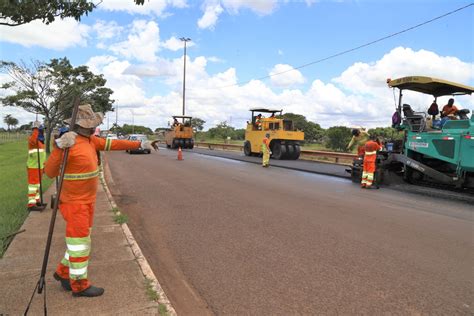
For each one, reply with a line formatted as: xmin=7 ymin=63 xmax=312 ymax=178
xmin=0 ymin=0 xmax=146 ymax=27
xmin=208 ymin=121 xmax=235 ymax=140
xmin=368 ymin=127 xmax=404 ymax=141
xmin=191 ymin=117 xmax=205 ymax=132
xmin=18 ymin=122 xmax=33 ymax=131
xmin=325 ymin=126 xmax=352 ymax=152
xmin=282 ymin=113 xmax=324 ymax=143
xmin=121 ymin=124 xmax=153 ymax=135
xmin=3 ymin=114 xmax=18 ymax=131
xmin=1 ymin=58 xmax=114 ymax=153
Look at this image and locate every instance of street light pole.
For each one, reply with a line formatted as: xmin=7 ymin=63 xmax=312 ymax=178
xmin=180 ymin=37 xmax=191 ymax=116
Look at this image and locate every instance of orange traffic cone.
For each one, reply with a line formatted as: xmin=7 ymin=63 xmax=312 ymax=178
xmin=177 ymin=147 xmax=183 ymax=160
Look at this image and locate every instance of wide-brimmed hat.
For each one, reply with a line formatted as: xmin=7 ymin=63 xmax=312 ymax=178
xmin=64 ymin=104 xmax=104 ymax=128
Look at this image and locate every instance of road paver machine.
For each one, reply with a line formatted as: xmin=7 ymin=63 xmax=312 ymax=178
xmin=244 ymin=108 xmax=304 ymax=160
xmin=351 ymin=76 xmax=474 ymax=190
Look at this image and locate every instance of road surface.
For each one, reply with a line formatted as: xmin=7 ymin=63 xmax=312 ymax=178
xmin=106 ymin=148 xmax=473 ymax=315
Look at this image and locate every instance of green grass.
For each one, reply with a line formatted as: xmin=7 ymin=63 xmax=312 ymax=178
xmin=158 ymin=304 xmax=169 ymax=315
xmin=111 ymin=207 xmax=128 ymax=224
xmin=144 ymin=278 xmax=159 ymax=301
xmin=0 ymin=141 xmax=53 ymax=257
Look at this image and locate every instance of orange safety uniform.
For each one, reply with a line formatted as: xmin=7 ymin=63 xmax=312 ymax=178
xmin=27 ymin=129 xmax=46 ymax=207
xmin=262 ymin=136 xmax=270 ymax=167
xmin=441 ymin=104 xmax=458 ymax=117
xmin=44 ymin=135 xmax=140 ymax=293
xmin=361 ymin=140 xmax=382 ymax=188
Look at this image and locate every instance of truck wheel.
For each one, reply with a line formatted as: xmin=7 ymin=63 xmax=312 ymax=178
xmin=190 ymin=139 xmax=194 ymax=149
xmin=172 ymin=139 xmax=180 ymax=149
xmin=244 ymin=141 xmax=252 ymax=156
xmin=286 ymin=144 xmax=295 ymax=160
xmin=272 ymin=142 xmax=286 ymax=160
xmin=179 ymin=139 xmax=185 ymax=148
xmin=293 ymin=144 xmax=301 ymax=159
xmin=184 ymin=139 xmax=190 ymax=148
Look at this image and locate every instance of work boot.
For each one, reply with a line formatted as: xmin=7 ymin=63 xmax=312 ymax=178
xmin=53 ymin=272 xmax=72 ymax=291
xmin=28 ymin=205 xmax=45 ymax=212
xmin=72 ymin=285 xmax=105 ymax=297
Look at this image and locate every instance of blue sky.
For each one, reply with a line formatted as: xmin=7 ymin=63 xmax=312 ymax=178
xmin=1 ymin=0 xmax=473 ymax=130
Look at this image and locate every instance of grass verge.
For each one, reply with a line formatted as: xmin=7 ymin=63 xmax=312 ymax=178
xmin=110 ymin=207 xmax=128 ymax=224
xmin=0 ymin=141 xmax=53 ymax=257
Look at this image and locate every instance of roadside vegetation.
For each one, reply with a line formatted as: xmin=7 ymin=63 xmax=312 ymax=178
xmin=0 ymin=140 xmax=52 ymax=257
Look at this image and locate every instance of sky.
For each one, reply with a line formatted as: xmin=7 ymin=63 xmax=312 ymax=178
xmin=0 ymin=0 xmax=473 ymax=131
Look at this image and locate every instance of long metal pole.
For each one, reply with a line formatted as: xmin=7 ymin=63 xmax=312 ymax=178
xmin=182 ymin=40 xmax=187 ymax=116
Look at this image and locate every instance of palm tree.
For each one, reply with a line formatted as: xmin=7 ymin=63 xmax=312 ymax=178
xmin=3 ymin=114 xmax=19 ymax=131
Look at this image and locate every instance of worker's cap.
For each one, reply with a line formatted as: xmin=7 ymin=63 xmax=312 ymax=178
xmin=265 ymin=133 xmax=270 ymax=137
xmin=64 ymin=104 xmax=104 ymax=129
xmin=32 ymin=121 xmax=41 ymax=129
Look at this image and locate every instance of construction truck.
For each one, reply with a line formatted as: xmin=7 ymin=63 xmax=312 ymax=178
xmin=350 ymin=76 xmax=474 ymax=190
xmin=244 ymin=108 xmax=304 ymax=160
xmin=165 ymin=115 xmax=194 ymax=149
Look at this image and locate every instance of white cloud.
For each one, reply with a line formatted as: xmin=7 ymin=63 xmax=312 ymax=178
xmin=86 ymin=55 xmax=146 ymax=108
xmin=162 ymin=36 xmax=195 ymax=51
xmin=222 ymin=0 xmax=278 ymax=15
xmin=198 ymin=0 xmax=278 ymax=30
xmin=93 ymin=20 xmax=123 ymax=39
xmin=54 ymin=47 xmax=474 ymax=131
xmin=109 ymin=20 xmax=161 ymax=62
xmin=98 ymin=0 xmax=188 ymax=16
xmin=0 ymin=18 xmax=89 ymax=50
xmin=198 ymin=1 xmax=224 ymax=29
xmin=269 ymin=64 xmax=305 ymax=87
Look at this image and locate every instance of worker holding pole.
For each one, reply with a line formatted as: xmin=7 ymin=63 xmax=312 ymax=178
xmin=44 ymin=104 xmax=158 ymax=297
xmin=26 ymin=121 xmax=46 ymax=211
xmin=262 ymin=133 xmax=271 ymax=167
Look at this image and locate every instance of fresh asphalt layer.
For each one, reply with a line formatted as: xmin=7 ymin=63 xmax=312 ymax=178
xmin=184 ymin=146 xmax=474 ymax=203
xmin=106 ymin=148 xmax=473 ymax=315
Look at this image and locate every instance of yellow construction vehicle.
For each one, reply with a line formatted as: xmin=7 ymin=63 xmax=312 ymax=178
xmin=165 ymin=115 xmax=194 ymax=149
xmin=244 ymin=108 xmax=304 ymax=160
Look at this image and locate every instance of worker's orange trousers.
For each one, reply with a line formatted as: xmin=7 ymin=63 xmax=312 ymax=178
xmin=55 ymin=203 xmax=95 ymax=293
xmin=361 ymin=154 xmax=376 ymax=187
xmin=27 ymin=168 xmax=42 ymax=207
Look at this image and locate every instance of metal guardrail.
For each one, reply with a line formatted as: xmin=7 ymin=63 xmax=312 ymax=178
xmin=194 ymin=142 xmax=357 ymax=164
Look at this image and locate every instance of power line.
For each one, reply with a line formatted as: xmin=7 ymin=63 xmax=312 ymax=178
xmin=195 ymin=3 xmax=473 ymax=90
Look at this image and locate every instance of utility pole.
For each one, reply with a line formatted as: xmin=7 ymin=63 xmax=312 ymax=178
xmin=131 ymin=110 xmax=134 ymax=134
xmin=180 ymin=37 xmax=191 ymax=116
xmin=115 ymin=104 xmax=118 ymax=133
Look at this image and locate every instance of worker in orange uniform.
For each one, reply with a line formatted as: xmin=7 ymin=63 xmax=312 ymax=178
xmin=361 ymin=136 xmax=383 ymax=189
xmin=44 ymin=104 xmax=158 ymax=297
xmin=255 ymin=114 xmax=263 ymax=130
xmin=347 ymin=128 xmax=369 ymax=156
xmin=262 ymin=133 xmax=271 ymax=167
xmin=27 ymin=121 xmax=46 ymax=211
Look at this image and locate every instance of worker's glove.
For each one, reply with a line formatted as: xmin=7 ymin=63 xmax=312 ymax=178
xmin=55 ymin=131 xmax=77 ymax=149
xmin=37 ymin=129 xmax=45 ymax=143
xmin=140 ymin=140 xmax=159 ymax=151
xmin=269 ymin=151 xmax=272 ymax=155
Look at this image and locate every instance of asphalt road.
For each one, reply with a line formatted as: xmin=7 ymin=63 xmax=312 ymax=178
xmin=106 ymin=148 xmax=473 ymax=315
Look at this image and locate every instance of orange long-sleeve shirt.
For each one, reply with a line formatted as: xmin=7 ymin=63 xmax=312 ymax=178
xmin=28 ymin=129 xmax=44 ymax=150
xmin=45 ymin=135 xmax=141 ymax=204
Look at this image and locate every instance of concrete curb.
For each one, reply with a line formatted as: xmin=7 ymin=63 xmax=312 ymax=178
xmin=100 ymin=156 xmax=177 ymax=316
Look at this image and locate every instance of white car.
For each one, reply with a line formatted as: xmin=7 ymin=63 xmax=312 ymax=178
xmin=126 ymin=134 xmax=150 ymax=154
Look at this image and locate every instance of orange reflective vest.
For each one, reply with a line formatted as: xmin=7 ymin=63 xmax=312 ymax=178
xmin=27 ymin=129 xmax=46 ymax=168
xmin=45 ymin=135 xmax=140 ymax=204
